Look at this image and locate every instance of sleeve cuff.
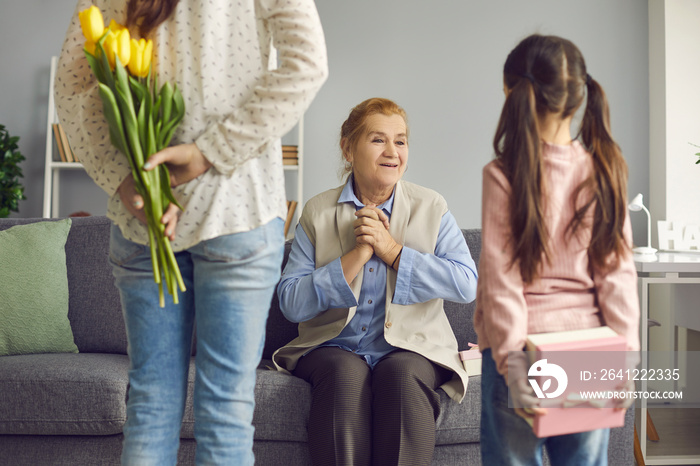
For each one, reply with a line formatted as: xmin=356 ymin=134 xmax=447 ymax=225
xmin=313 ymin=257 xmax=358 ymax=308
xmin=195 ymin=127 xmax=235 ymax=176
xmin=392 ymin=246 xmax=417 ymax=305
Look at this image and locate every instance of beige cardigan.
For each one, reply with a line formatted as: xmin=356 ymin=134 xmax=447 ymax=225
xmin=272 ymin=180 xmax=469 ymax=403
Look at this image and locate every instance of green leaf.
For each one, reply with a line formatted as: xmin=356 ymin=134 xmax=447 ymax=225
xmin=147 ymin=107 xmax=157 ymax=158
xmin=160 ymin=86 xmax=186 ymax=148
xmin=137 ymin=96 xmax=148 ymax=154
xmin=129 ymin=76 xmax=148 ymax=103
xmin=98 ymin=83 xmax=129 ymax=156
xmin=160 ymin=82 xmax=173 ymax=126
xmin=114 ymin=82 xmax=144 ymax=169
xmin=160 ymin=165 xmax=183 ymax=210
xmin=115 ymin=61 xmax=138 ymax=128
xmin=95 ymin=38 xmax=115 ymax=91
xmin=84 ymin=50 xmax=107 ymax=85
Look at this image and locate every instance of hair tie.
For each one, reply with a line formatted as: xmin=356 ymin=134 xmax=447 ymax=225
xmin=585 ymin=73 xmax=592 ymax=85
xmin=523 ymin=72 xmax=536 ymax=84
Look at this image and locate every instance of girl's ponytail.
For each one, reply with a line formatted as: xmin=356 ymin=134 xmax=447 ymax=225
xmin=576 ymin=75 xmax=629 ymax=269
xmin=493 ymin=76 xmax=550 ymax=283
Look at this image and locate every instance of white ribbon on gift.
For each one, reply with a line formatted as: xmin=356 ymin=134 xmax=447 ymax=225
xmin=539 ymin=392 xmax=608 ymax=409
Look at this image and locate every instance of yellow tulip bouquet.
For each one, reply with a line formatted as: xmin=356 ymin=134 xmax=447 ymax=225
xmin=79 ymin=5 xmax=185 ymax=306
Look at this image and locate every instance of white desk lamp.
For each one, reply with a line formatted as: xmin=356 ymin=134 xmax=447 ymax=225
xmin=628 ymin=193 xmax=657 ymax=254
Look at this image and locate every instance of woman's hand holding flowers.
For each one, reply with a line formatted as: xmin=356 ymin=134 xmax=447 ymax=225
xmin=120 ymin=143 xmax=210 ymax=240
xmin=143 ymin=143 xmax=213 ymax=187
xmin=118 ymin=174 xmax=181 ymax=241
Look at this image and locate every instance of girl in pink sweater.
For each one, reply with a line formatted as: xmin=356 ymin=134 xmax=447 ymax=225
xmin=475 ymin=34 xmax=639 ymax=465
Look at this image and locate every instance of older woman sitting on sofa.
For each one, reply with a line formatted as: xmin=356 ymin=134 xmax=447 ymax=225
xmin=273 ymin=97 xmax=478 ymax=465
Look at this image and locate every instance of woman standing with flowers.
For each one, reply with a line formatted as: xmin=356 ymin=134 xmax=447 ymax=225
xmin=55 ymin=0 xmax=328 ymax=463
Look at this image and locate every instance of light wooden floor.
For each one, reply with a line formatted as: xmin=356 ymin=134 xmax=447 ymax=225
xmin=638 ymin=406 xmax=700 ymax=465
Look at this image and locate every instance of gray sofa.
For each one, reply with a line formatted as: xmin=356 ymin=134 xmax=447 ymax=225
xmin=0 ymin=215 xmax=635 ymax=465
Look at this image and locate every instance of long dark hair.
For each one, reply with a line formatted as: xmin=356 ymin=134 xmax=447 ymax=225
xmin=126 ymin=0 xmax=180 ymax=37
xmin=493 ymin=34 xmax=629 ymax=283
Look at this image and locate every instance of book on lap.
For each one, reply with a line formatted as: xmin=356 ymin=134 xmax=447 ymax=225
xmin=458 ymin=345 xmax=482 ymax=377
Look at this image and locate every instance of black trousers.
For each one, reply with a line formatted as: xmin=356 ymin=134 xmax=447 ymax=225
xmin=293 ymin=347 xmax=452 ymax=466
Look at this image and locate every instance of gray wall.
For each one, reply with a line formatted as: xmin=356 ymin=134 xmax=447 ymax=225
xmin=1 ymin=1 xmax=649 ymax=239
xmin=0 ymin=0 xmax=109 ymax=218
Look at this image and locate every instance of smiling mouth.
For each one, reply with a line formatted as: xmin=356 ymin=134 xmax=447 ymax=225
xmin=380 ymin=163 xmax=399 ymax=168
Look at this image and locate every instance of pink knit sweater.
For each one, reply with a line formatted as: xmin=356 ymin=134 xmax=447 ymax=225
xmin=474 ymin=141 xmax=640 ymax=377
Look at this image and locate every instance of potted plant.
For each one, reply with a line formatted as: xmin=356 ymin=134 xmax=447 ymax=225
xmin=0 ymin=124 xmax=26 ymax=218
xmin=690 ymin=142 xmax=700 ymax=164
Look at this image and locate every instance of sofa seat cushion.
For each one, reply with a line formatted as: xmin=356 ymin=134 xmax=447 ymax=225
xmin=181 ymin=359 xmax=480 ymax=444
xmin=435 ymin=375 xmax=481 ymax=445
xmin=180 ymin=361 xmax=311 ymax=441
xmin=252 ymin=367 xmax=311 ymax=442
xmin=0 ymin=353 xmax=128 ymax=436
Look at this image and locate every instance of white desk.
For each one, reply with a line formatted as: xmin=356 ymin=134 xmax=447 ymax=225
xmin=635 ymin=251 xmax=700 ymax=465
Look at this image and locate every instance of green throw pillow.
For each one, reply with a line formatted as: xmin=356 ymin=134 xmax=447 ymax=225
xmin=0 ymin=219 xmax=78 ymax=356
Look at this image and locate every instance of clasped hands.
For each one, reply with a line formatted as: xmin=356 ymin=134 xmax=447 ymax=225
xmin=117 ymin=143 xmax=212 ymax=240
xmin=353 ymin=205 xmax=402 ymax=269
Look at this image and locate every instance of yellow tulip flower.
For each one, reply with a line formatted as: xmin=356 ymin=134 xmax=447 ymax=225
xmin=108 ymin=19 xmax=126 ymax=33
xmin=128 ymin=38 xmax=154 ymax=78
xmin=79 ymin=5 xmax=105 ymax=44
xmin=102 ymin=28 xmax=131 ymax=69
xmin=116 ymin=29 xmax=131 ymax=66
xmin=84 ymin=41 xmax=96 ymax=56
xmin=102 ymin=30 xmax=117 ymax=69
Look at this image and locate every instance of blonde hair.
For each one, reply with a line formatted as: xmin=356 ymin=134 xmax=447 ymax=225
xmin=339 ymin=98 xmax=408 ymax=178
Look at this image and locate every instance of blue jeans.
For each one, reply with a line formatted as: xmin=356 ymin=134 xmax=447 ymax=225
xmin=480 ymin=349 xmax=609 ymax=466
xmin=109 ymin=219 xmax=284 ymax=466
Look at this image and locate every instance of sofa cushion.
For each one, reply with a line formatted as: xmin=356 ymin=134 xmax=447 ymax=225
xmin=435 ymin=376 xmax=481 ymax=445
xmin=179 ymin=360 xmax=312 ymax=441
xmin=252 ymin=368 xmax=312 ymax=442
xmin=0 ymin=219 xmax=78 ymax=356
xmin=262 ymin=241 xmax=301 ymax=361
xmin=182 ymin=363 xmax=480 ymax=444
xmin=63 ymin=216 xmax=126 ymax=354
xmin=0 ymin=216 xmax=127 ymax=355
xmin=0 ymin=353 xmax=128 ymax=435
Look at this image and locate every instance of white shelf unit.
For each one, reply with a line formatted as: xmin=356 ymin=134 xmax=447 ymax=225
xmin=44 ymin=56 xmax=305 ymax=227
xmin=283 ymin=116 xmax=304 ymax=237
xmin=43 ymin=56 xmax=85 ymax=218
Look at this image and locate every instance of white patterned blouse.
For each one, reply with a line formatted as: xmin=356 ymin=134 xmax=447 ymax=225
xmin=55 ymin=0 xmax=328 ymax=251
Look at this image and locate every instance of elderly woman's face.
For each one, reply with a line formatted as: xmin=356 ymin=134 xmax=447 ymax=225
xmin=347 ymin=113 xmax=408 ymax=193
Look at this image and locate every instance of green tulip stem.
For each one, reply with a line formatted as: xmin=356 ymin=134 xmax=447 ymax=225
xmin=147 ymin=222 xmax=161 ymax=284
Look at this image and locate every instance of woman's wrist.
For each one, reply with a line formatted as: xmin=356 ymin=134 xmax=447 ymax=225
xmin=355 ymin=243 xmax=374 ymax=263
xmin=390 ymin=246 xmax=403 ymax=269
xmin=342 ymin=244 xmax=373 ymax=284
xmin=381 ymin=243 xmax=403 ymax=269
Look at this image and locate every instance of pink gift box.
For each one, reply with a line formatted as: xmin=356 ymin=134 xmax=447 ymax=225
xmin=525 ymin=327 xmax=629 ymax=438
xmin=459 ymin=343 xmax=482 ymax=376
xmin=528 ymin=404 xmax=625 ymax=438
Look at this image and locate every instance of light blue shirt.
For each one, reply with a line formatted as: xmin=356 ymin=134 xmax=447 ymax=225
xmin=277 ymin=177 xmax=478 ymax=367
